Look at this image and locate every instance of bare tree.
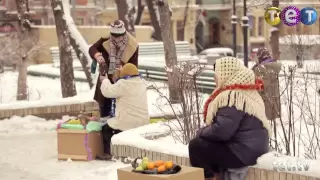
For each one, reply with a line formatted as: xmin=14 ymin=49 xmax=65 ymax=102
xmin=157 ymin=0 xmax=179 ymax=102
xmin=280 ymin=34 xmax=319 ymax=68
xmin=0 ymin=32 xmax=44 ymax=100
xmin=181 ymin=0 xmax=190 ymax=41
xmin=62 ymin=0 xmax=94 ymax=89
xmin=135 ymin=0 xmax=145 ymax=25
xmin=146 ymin=0 xmax=162 ymax=41
xmin=51 ymin=0 xmax=77 ymax=98
xmin=115 ymin=0 xmax=135 ymax=36
xmin=269 ymin=0 xmax=280 ymax=60
xmin=15 ymin=0 xmax=31 ymax=100
xmin=151 ymin=62 xmax=205 ymax=144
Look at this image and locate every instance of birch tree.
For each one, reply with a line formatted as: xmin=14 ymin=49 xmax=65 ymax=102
xmin=115 ymin=0 xmax=135 ymax=36
xmin=51 ymin=0 xmax=77 ymax=98
xmin=157 ymin=0 xmax=179 ymax=102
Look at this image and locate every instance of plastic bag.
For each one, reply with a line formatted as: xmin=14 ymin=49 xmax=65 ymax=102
xmin=60 ymin=124 xmax=84 ymax=130
xmin=86 ymin=121 xmax=103 ymax=132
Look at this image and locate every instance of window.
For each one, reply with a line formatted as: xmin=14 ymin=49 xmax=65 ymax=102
xmin=32 ymin=19 xmax=42 ymax=25
xmin=248 ymin=16 xmax=256 ymax=36
xmin=75 ymin=18 xmax=84 ymax=25
xmin=258 ymin=17 xmax=264 ymax=36
xmin=176 ymin=20 xmax=184 ymax=41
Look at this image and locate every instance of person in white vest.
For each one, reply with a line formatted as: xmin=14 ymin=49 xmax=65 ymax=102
xmin=98 ymin=63 xmax=149 ymax=160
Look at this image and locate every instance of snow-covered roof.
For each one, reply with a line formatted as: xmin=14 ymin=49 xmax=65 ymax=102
xmin=279 ymin=35 xmax=320 ymax=46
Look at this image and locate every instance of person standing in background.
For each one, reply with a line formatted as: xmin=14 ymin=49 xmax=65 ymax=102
xmin=88 ymin=20 xmax=139 ymax=118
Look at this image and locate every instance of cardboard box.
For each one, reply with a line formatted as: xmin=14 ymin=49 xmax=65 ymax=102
xmin=117 ymin=166 xmax=204 ymax=180
xmin=57 ymin=129 xmax=103 ymax=161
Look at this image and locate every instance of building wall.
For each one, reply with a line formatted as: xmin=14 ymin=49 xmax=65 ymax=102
xmin=31 ymin=26 xmax=153 ymax=64
xmin=235 ymin=1 xmax=320 ymax=52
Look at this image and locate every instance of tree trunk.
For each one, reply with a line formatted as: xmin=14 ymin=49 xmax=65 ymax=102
xmin=69 ymin=37 xmax=94 ymax=88
xmin=146 ymin=0 xmax=162 ymax=41
xmin=270 ymin=0 xmax=280 ymax=60
xmin=181 ymin=0 xmax=190 ymax=41
xmin=17 ymin=57 xmax=28 ymax=100
xmin=61 ymin=1 xmax=94 ymax=89
xmin=115 ymin=0 xmax=135 ymax=36
xmin=51 ymin=0 xmax=77 ymax=98
xmin=157 ymin=0 xmax=179 ymax=102
xmin=15 ymin=0 xmax=30 ymax=101
xmin=135 ymin=0 xmax=145 ymax=25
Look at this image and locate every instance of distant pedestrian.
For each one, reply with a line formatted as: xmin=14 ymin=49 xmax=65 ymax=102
xmin=252 ymin=48 xmax=281 ymax=120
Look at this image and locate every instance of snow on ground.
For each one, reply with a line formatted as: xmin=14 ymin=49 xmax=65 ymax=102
xmin=0 ymin=71 xmax=205 ymax=118
xmin=0 ymin=71 xmax=90 ymax=104
xmin=0 ymin=116 xmax=130 ymax=180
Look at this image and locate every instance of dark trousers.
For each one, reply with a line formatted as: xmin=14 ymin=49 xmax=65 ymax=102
xmin=99 ymin=98 xmax=112 ymax=118
xmin=101 ymin=123 xmax=122 ymax=154
xmin=188 ymin=137 xmax=245 ymax=178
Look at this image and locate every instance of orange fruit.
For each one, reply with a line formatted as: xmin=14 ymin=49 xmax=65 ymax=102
xmin=157 ymin=165 xmax=167 ymax=172
xmin=155 ymin=160 xmax=165 ymax=167
xmin=147 ymin=162 xmax=156 ymax=170
xmin=165 ymin=161 xmax=174 ymax=169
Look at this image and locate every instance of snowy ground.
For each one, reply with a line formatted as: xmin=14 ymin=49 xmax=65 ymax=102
xmin=0 ymin=116 xmax=131 ymax=180
xmin=0 ymin=71 xmax=90 ymax=103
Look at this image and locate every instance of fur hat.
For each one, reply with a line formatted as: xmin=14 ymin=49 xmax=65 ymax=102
xmin=110 ymin=20 xmax=126 ymax=37
xmin=120 ymin=63 xmax=139 ymax=78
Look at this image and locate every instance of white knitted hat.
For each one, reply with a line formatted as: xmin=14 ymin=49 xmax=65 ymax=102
xmin=110 ymin=20 xmax=126 ymax=36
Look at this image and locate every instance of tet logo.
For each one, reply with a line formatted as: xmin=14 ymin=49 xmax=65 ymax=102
xmin=265 ymin=6 xmax=318 ymax=26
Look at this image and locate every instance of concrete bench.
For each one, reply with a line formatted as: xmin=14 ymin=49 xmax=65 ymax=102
xmin=50 ymin=41 xmax=194 ymax=68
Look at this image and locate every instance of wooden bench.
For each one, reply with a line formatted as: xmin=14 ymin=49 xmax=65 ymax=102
xmin=50 ymin=41 xmax=195 ymax=68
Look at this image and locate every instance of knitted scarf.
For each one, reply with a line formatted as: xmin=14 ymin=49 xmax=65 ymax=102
xmin=108 ymin=34 xmax=128 ymax=75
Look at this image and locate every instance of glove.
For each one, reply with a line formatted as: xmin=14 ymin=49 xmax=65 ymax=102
xmin=95 ymin=53 xmax=105 ymax=64
xmin=99 ymin=62 xmax=107 ymax=76
xmin=112 ymin=69 xmax=120 ymax=83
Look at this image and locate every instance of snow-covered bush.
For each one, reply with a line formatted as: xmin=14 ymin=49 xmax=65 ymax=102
xmin=270 ymin=64 xmax=320 ymax=159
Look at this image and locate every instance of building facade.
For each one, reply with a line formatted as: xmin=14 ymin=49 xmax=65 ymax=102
xmin=0 ymin=0 xmax=197 ymax=51
xmin=195 ymin=0 xmax=320 ymax=54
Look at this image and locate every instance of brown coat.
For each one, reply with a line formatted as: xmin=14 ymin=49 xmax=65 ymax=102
xmin=252 ymin=62 xmax=282 ymax=120
xmin=88 ymin=33 xmax=139 ymax=105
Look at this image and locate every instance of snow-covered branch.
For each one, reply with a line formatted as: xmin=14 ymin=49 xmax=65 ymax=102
xmin=61 ymin=0 xmax=91 ymax=67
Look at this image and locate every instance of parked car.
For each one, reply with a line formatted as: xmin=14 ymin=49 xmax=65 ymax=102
xmin=198 ymin=47 xmax=234 ymax=65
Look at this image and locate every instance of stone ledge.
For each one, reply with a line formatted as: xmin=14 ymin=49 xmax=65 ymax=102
xmin=110 ymin=144 xmax=316 ymax=180
xmin=0 ymin=101 xmax=99 ymax=120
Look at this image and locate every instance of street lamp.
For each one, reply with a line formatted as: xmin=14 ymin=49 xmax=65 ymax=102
xmin=241 ymin=0 xmax=249 ymax=67
xmin=231 ymin=0 xmax=237 ymax=58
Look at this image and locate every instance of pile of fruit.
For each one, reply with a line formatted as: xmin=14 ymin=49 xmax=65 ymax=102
xmin=135 ymin=157 xmax=175 ymax=173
